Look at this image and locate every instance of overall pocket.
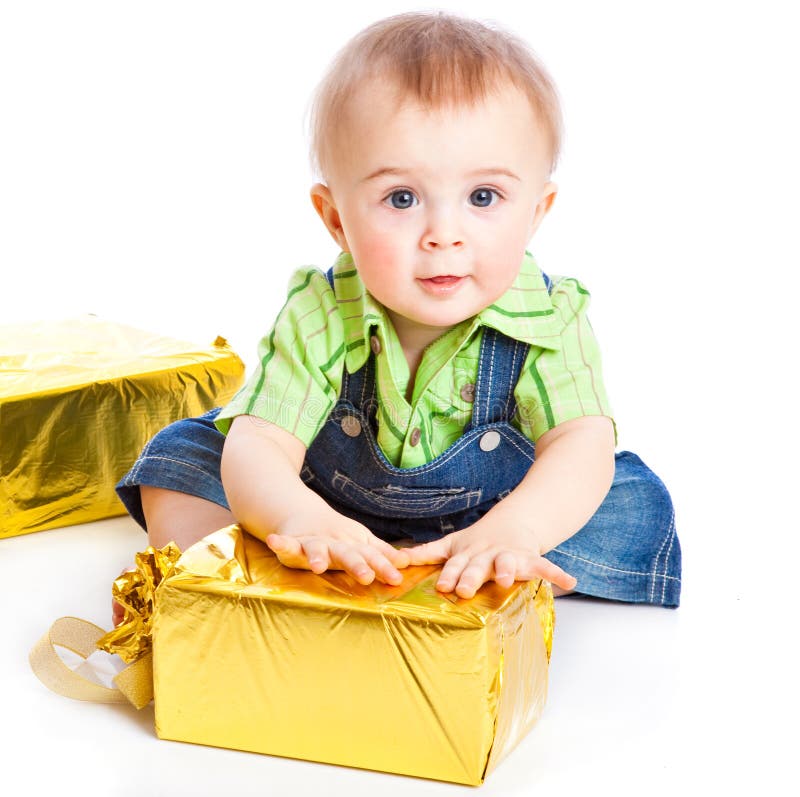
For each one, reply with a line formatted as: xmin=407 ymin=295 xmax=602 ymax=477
xmin=329 ymin=470 xmax=482 ymax=518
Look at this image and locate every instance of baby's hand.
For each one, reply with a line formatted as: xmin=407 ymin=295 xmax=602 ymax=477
xmin=404 ymin=520 xmax=576 ymax=599
xmin=265 ymin=508 xmax=410 ymax=586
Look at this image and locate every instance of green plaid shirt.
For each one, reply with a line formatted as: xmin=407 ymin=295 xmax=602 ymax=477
xmin=215 ymin=250 xmax=614 ymax=468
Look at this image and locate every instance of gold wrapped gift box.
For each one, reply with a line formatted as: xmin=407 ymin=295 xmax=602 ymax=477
xmin=152 ymin=526 xmax=555 ymax=785
xmin=0 ymin=317 xmax=244 ymax=538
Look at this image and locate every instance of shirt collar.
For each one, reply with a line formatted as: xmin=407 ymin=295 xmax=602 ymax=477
xmin=331 ymin=250 xmax=561 ymax=375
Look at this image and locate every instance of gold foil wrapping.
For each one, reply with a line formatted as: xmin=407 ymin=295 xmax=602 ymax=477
xmin=98 ymin=542 xmax=182 ymax=663
xmin=0 ymin=317 xmax=244 ymax=538
xmin=153 ymin=525 xmax=555 ymax=785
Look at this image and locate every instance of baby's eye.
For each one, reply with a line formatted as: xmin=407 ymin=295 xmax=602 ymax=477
xmin=385 ymin=189 xmax=417 ymax=210
xmin=470 ymin=188 xmax=500 ymax=208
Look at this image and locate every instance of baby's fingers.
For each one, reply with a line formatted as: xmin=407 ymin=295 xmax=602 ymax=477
xmin=369 ymin=536 xmax=411 ymax=570
xmin=302 ymin=538 xmax=331 ymax=574
xmin=266 ymin=534 xmax=327 ymax=572
xmin=404 ymin=537 xmax=451 ymax=566
xmin=432 ymin=551 xmax=487 ymax=598
xmin=326 ymin=540 xmax=377 ymax=585
xmin=449 ymin=552 xmax=498 ymax=599
xmin=492 ymin=552 xmax=517 ymax=589
xmin=519 ymin=555 xmax=577 ymax=592
xmin=357 ymin=544 xmax=404 ymax=586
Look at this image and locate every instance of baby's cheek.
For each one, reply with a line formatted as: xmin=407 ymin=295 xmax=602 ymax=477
xmin=364 ymin=219 xmax=410 ymax=257
xmin=349 ymin=236 xmax=406 ymax=290
xmin=360 ymin=238 xmax=398 ymax=265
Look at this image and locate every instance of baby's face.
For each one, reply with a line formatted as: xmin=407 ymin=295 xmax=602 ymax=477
xmin=312 ymin=78 xmax=557 ymax=354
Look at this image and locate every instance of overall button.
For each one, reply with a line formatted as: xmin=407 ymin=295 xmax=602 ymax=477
xmin=409 ymin=427 xmax=421 ymax=447
xmin=460 ymin=383 xmax=475 ymax=402
xmin=479 ymin=430 xmax=501 ymax=451
xmin=370 ymin=335 xmax=382 ymax=355
xmin=341 ymin=415 xmax=362 ymax=437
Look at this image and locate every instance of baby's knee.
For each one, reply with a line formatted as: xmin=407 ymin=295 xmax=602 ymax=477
xmin=608 ymin=452 xmax=681 ymax=600
xmin=145 ymin=412 xmax=224 ymax=459
xmin=553 ymin=452 xmax=677 ymax=564
xmin=610 ymin=452 xmax=675 ymax=543
xmin=616 ymin=450 xmax=671 ymax=499
xmin=141 ymin=486 xmax=235 ymax=550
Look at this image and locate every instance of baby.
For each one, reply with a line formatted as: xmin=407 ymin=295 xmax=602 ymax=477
xmin=114 ymin=11 xmax=681 ymax=622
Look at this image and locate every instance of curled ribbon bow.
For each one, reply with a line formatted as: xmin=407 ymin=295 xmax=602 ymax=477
xmin=29 ymin=542 xmax=181 ymax=709
xmin=96 ymin=542 xmax=182 ymax=662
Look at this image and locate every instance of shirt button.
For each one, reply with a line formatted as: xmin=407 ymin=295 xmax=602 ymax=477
xmin=370 ymin=335 xmax=382 ymax=355
xmin=341 ymin=415 xmax=362 ymax=437
xmin=409 ymin=427 xmax=421 ymax=447
xmin=479 ymin=430 xmax=501 ymax=452
xmin=460 ymin=383 xmax=475 ymax=402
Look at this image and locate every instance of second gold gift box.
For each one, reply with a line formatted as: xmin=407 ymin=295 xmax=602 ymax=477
xmin=0 ymin=316 xmax=244 ymax=538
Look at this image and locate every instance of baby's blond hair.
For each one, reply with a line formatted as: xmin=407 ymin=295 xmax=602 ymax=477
xmin=306 ymin=11 xmax=563 ymax=183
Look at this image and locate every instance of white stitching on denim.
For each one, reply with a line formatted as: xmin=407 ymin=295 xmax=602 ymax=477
xmin=383 ymin=484 xmax=465 ymax=495
xmin=513 ymin=341 xmax=525 ymax=417
xmin=509 ymin=339 xmax=521 ymax=419
xmin=128 ymin=435 xmax=155 ymax=484
xmin=360 ymin=352 xmax=369 ymax=408
xmin=497 ymin=430 xmax=535 ymax=462
xmin=659 ymin=514 xmax=676 ymax=604
xmin=132 ymin=455 xmax=219 ymax=479
xmin=661 ymin=526 xmax=675 ymax=604
xmin=332 ymin=469 xmax=482 ymax=513
xmin=341 ymin=367 xmax=350 ymax=400
xmin=503 ymin=339 xmax=515 ymax=419
xmin=653 ymin=512 xmax=673 ymax=560
xmin=369 ymin=364 xmax=377 ymax=420
xmin=472 ymin=329 xmax=488 ymax=430
xmin=550 ymin=547 xmax=682 ymax=580
xmin=486 ymin=332 xmax=497 ymax=424
xmin=650 ymin=510 xmax=675 ymax=603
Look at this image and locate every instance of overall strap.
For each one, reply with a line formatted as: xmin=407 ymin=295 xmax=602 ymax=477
xmin=466 ymin=328 xmax=530 ymax=430
xmin=344 ymin=343 xmax=378 ymax=419
xmin=465 ymin=268 xmax=554 ymax=431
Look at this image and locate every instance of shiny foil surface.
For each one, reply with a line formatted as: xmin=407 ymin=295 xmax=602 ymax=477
xmin=97 ymin=542 xmax=182 ymax=664
xmin=153 ymin=525 xmax=555 ymax=785
xmin=0 ymin=317 xmax=244 ymax=538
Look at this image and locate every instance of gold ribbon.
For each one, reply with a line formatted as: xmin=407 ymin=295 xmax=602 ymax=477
xmin=29 ymin=542 xmax=181 ymax=710
xmin=29 ymin=617 xmax=154 ymax=709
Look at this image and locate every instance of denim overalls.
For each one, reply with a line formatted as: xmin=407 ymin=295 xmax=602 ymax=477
xmin=117 ymin=269 xmax=682 ymax=607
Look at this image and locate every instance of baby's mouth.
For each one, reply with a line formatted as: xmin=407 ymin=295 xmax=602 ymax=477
xmin=418 ymin=275 xmax=466 ymax=294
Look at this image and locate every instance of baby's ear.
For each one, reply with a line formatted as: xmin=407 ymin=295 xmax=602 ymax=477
xmin=528 ymin=181 xmax=558 ymax=239
xmin=310 ymin=182 xmax=349 ymax=251
xmin=540 ymin=181 xmax=558 ymax=213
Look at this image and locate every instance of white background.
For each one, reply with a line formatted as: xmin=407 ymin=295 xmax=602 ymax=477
xmin=2 ymin=1 xmax=797 ymax=794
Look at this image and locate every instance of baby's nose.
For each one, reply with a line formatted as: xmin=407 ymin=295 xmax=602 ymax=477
xmin=421 ymin=203 xmax=466 ymax=250
xmin=422 ymin=229 xmax=465 ymax=249
xmin=424 ymin=238 xmax=464 ymax=249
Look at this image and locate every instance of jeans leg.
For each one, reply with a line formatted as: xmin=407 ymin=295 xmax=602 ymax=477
xmin=544 ymin=451 xmax=682 ymax=607
xmin=115 ymin=408 xmax=228 ymax=531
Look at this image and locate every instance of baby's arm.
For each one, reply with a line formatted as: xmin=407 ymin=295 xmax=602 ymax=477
xmin=221 ymin=414 xmax=409 ymax=584
xmin=405 ymin=415 xmax=616 ymax=598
